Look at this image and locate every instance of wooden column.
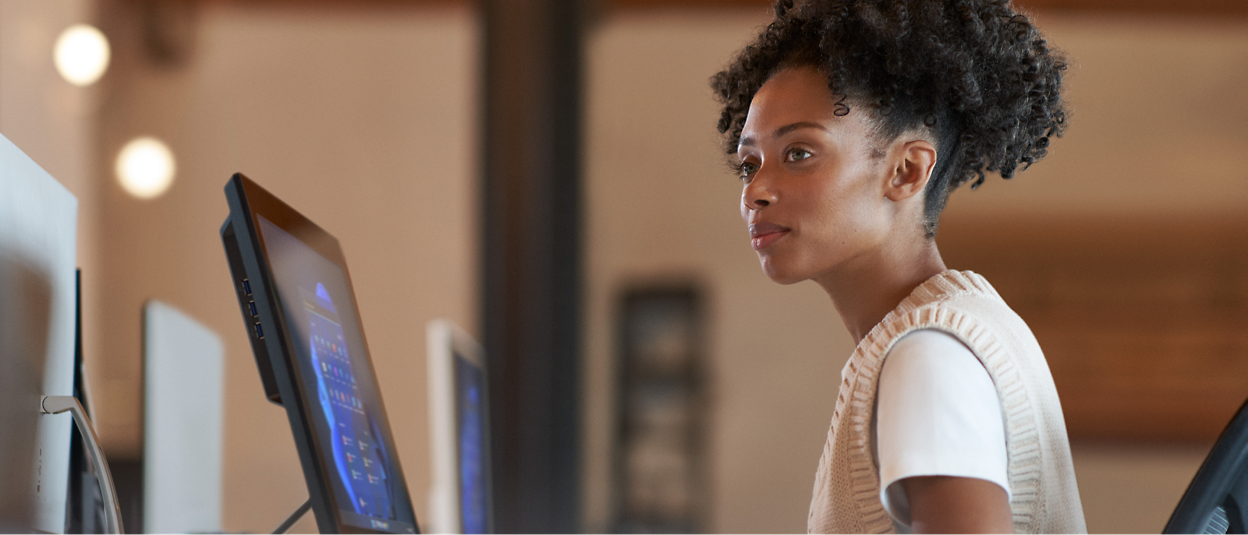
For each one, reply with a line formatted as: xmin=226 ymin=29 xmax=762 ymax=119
xmin=481 ymin=0 xmax=583 ymax=532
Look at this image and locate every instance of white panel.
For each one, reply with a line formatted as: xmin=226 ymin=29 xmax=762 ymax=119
xmin=0 ymin=132 xmax=78 ymax=532
xmin=142 ymin=300 xmax=224 ymax=534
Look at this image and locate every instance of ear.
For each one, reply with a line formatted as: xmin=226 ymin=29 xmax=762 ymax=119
xmin=883 ymin=139 xmax=937 ymax=202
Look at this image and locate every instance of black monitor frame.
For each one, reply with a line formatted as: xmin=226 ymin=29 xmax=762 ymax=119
xmin=1165 ymin=397 xmax=1248 ymax=533
xmin=220 ymin=173 xmax=418 ymax=533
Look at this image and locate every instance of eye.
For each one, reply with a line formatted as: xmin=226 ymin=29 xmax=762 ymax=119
xmin=736 ymin=161 xmax=759 ymax=182
xmin=786 ymin=147 xmax=812 ymax=162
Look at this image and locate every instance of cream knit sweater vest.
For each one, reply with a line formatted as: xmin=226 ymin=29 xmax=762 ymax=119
xmin=807 ymin=270 xmax=1086 ymax=534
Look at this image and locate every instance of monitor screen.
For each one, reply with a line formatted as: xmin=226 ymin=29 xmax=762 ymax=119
xmin=426 ymin=319 xmax=491 ymax=534
xmin=256 ymin=214 xmax=415 ymax=533
xmin=454 ymin=352 xmax=488 ymax=534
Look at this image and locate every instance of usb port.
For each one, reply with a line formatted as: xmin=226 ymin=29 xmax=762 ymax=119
xmin=254 ymin=323 xmax=265 ymax=339
xmin=241 ymin=279 xmax=252 ymax=295
xmin=248 ymin=301 xmax=258 ymax=317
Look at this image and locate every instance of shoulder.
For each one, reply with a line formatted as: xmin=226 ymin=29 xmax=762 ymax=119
xmin=890 ymin=270 xmax=1040 ymax=357
xmin=882 ymin=329 xmax=992 ymax=395
xmin=890 ymin=329 xmax=972 ymax=359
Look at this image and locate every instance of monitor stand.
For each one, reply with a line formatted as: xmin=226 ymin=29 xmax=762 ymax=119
xmin=40 ymin=395 xmax=122 ymax=533
xmin=274 ymin=498 xmax=312 ymax=534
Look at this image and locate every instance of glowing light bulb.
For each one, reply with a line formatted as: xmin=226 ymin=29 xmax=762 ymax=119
xmin=116 ymin=137 xmax=176 ymax=199
xmin=54 ymin=24 xmax=111 ymax=86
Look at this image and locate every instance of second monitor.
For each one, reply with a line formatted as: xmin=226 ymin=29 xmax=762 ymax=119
xmin=426 ymin=319 xmax=493 ymax=534
xmin=221 ymin=173 xmax=419 ymax=533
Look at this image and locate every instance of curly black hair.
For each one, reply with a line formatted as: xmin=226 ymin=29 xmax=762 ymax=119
xmin=711 ymin=0 xmax=1068 ymax=237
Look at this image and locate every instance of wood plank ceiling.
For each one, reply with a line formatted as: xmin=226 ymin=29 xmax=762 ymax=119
xmin=190 ymin=0 xmax=1248 ymax=17
xmin=613 ymin=0 xmax=1248 ymax=16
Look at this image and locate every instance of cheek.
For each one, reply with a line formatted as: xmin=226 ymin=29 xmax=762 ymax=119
xmin=815 ymin=163 xmax=881 ymax=220
xmin=800 ymin=179 xmax=852 ymax=229
xmin=795 ymin=170 xmax=882 ymax=251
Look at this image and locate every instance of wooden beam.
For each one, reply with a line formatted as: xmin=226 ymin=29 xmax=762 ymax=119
xmin=607 ymin=0 xmax=1248 ymax=16
xmin=156 ymin=0 xmax=1248 ymax=15
xmin=174 ymin=0 xmax=468 ymax=5
xmin=1015 ymin=0 xmax=1248 ymax=15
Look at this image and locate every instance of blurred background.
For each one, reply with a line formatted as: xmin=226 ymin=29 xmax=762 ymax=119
xmin=1 ymin=0 xmax=1246 ymax=532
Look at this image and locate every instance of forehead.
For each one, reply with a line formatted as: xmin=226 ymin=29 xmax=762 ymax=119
xmin=739 ymin=66 xmax=880 ymax=154
xmin=742 ymin=66 xmax=843 ymax=136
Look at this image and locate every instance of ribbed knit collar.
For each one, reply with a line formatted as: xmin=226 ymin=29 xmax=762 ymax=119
xmin=856 ymin=269 xmax=998 ymax=355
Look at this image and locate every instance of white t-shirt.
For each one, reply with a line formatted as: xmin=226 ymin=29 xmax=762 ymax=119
xmin=871 ymin=329 xmax=1010 ymax=532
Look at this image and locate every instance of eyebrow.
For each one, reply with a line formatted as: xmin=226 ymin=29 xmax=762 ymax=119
xmin=738 ymin=121 xmax=829 ymax=149
xmin=776 ymin=121 xmax=827 ymax=137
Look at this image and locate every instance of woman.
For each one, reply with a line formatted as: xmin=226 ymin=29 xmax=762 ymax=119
xmin=711 ymin=1 xmax=1086 ymax=533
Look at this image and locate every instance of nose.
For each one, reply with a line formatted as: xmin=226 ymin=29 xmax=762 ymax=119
xmin=742 ymin=169 xmax=776 ymax=212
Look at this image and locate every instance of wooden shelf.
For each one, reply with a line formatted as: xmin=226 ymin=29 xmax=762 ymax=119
xmin=939 ymin=215 xmax=1248 ymax=442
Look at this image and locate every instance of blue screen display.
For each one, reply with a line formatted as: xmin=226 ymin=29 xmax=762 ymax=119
xmin=308 ymin=290 xmax=393 ymax=519
xmin=455 ymin=355 xmax=488 ymax=534
xmin=257 ymin=215 xmax=414 ymax=533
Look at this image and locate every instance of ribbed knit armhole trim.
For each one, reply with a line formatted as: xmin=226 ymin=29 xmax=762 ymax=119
xmin=838 ymin=270 xmax=1040 ymax=533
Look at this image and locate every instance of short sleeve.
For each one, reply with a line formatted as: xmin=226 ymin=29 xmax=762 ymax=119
xmin=875 ymin=329 xmax=1010 ymax=528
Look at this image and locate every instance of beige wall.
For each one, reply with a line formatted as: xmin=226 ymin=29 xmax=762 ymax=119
xmin=94 ymin=4 xmax=477 ymax=532
xmin=583 ymin=9 xmax=1247 ymax=534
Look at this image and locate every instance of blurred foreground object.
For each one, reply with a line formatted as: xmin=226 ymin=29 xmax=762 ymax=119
xmin=0 ymin=132 xmax=79 ymax=532
xmin=1165 ymin=397 xmax=1248 ymax=533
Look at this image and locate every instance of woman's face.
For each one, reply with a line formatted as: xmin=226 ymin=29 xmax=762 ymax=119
xmin=737 ymin=66 xmax=893 ymax=284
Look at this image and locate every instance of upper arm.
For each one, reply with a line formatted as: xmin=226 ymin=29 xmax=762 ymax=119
xmin=876 ymin=329 xmax=1013 ymax=532
xmin=903 ymin=475 xmax=1014 ymax=534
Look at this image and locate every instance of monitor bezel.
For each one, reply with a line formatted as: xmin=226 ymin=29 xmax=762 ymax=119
xmin=426 ymin=319 xmax=494 ymax=534
xmin=221 ymin=172 xmax=418 ymax=534
xmin=1164 ymin=397 xmax=1248 ymax=533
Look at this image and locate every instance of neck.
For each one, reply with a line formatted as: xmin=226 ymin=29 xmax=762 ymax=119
xmin=812 ymin=237 xmax=947 ymax=345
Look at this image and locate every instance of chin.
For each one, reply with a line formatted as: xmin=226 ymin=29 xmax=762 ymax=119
xmin=760 ymin=257 xmax=808 ymax=285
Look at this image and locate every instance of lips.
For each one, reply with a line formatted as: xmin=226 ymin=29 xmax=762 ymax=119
xmin=749 ymin=222 xmax=790 ymax=250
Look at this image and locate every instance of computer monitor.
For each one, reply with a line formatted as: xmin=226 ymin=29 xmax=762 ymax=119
xmin=142 ymin=300 xmax=224 ymax=534
xmin=220 ymin=173 xmax=419 ymax=533
xmin=68 ymin=270 xmax=107 ymax=533
xmin=0 ymin=132 xmax=78 ymax=532
xmin=425 ymin=319 xmax=493 ymax=534
xmin=1165 ymin=397 xmax=1248 ymax=534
